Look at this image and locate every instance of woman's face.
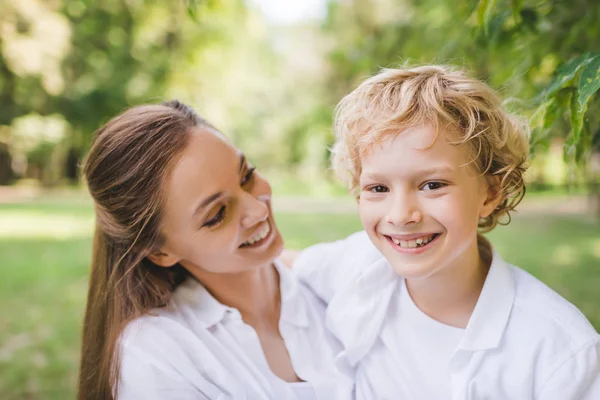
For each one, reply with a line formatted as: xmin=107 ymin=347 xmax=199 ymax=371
xmin=153 ymin=127 xmax=284 ymax=275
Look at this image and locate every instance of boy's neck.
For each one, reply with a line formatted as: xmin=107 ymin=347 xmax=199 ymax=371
xmin=405 ymin=236 xmax=492 ymax=329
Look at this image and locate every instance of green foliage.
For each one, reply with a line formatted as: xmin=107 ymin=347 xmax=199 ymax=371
xmin=1 ymin=0 xmax=600 ymax=186
xmin=474 ymin=0 xmax=600 ymax=166
xmin=323 ymin=0 xmax=600 ymax=171
xmin=578 ymin=55 xmax=600 ymax=108
xmin=477 ymin=0 xmax=498 ymax=37
xmin=0 ymin=0 xmax=251 ymax=183
xmin=530 ymin=52 xmax=600 ymax=162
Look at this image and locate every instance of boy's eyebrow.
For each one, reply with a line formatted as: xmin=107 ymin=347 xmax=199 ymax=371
xmin=415 ymin=166 xmax=456 ymax=176
xmin=361 ymin=166 xmax=456 ymax=180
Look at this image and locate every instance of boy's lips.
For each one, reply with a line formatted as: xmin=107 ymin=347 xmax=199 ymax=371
xmin=384 ymin=232 xmax=440 ymax=241
xmin=383 ymin=232 xmax=441 ymax=254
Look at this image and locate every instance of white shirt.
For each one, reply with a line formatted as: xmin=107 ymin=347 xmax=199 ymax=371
xmin=118 ymin=260 xmax=351 ymax=400
xmin=295 ymin=231 xmax=600 ymax=400
xmin=383 ymin=278 xmax=464 ymax=399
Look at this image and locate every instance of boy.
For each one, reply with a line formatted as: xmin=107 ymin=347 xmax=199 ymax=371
xmin=290 ymin=66 xmax=600 ymax=399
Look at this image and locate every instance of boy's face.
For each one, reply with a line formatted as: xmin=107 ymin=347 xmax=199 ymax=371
xmin=358 ymin=124 xmax=499 ymax=279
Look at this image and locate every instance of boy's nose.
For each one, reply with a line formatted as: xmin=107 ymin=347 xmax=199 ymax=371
xmin=385 ymin=194 xmax=422 ymax=226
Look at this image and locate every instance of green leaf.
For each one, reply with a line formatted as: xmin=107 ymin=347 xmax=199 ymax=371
xmin=477 ymin=0 xmax=497 ymax=36
xmin=477 ymin=0 xmax=488 ymax=26
xmin=511 ymin=0 xmax=523 ymax=20
xmin=544 ymin=88 xmax=573 ymax=129
xmin=186 ymin=0 xmax=201 ymax=20
xmin=575 ymin=122 xmax=593 ymax=162
xmin=545 ymin=53 xmax=594 ymax=99
xmin=569 ymin=87 xmax=587 ymax=146
xmin=529 ymin=101 xmax=548 ymax=130
xmin=577 ymin=54 xmax=600 ymax=108
xmin=563 ymin=134 xmax=577 ymax=162
xmin=519 ymin=7 xmax=538 ymax=32
xmin=543 ymin=97 xmax=560 ymax=129
xmin=529 ymin=99 xmax=555 ymax=154
xmin=531 ymin=89 xmax=570 ymax=133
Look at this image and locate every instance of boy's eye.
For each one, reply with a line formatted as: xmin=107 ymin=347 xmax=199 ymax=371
xmin=203 ymin=205 xmax=226 ymax=228
xmin=241 ymin=166 xmax=256 ymax=186
xmin=421 ymin=181 xmax=446 ymax=191
xmin=369 ymin=185 xmax=389 ymax=193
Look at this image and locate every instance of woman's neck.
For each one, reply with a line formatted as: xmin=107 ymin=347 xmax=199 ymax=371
xmin=405 ymin=236 xmax=492 ymax=329
xmin=191 ymin=263 xmax=281 ymax=323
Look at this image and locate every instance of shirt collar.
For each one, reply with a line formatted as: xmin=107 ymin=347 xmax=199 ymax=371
xmin=457 ymin=250 xmax=516 ymax=351
xmin=328 ymin=257 xmax=399 ymax=368
xmin=171 ymin=260 xmax=309 ymax=329
xmin=276 ymin=259 xmax=310 ymax=328
xmin=172 ymin=277 xmax=231 ymax=328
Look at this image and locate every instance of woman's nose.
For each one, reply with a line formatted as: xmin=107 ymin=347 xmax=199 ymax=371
xmin=240 ymin=193 xmax=270 ymax=228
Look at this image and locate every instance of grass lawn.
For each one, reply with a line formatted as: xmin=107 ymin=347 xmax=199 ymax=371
xmin=1 ymin=199 xmax=599 ymax=399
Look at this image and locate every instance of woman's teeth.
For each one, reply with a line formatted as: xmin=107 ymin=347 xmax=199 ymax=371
xmin=391 ymin=234 xmax=436 ymax=248
xmin=242 ymin=224 xmax=270 ymax=246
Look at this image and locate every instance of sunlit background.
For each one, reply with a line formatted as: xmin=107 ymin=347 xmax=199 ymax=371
xmin=1 ymin=0 xmax=599 ymax=398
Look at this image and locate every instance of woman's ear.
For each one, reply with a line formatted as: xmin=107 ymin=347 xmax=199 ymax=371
xmin=480 ymin=176 xmax=503 ymax=218
xmin=147 ymin=248 xmax=180 ymax=268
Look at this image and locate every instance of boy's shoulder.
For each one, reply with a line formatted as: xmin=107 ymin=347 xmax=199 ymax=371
xmin=508 ymin=263 xmax=599 ymax=346
xmin=335 ymin=230 xmax=382 ymax=262
xmin=293 ymin=230 xmax=385 ymax=301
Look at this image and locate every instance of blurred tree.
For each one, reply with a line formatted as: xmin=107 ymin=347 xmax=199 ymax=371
xmin=0 ymin=143 xmax=13 ymax=185
xmin=2 ymin=0 xmax=599 ymax=202
xmin=0 ymin=0 xmax=249 ymax=184
xmin=321 ymin=0 xmax=600 ymax=213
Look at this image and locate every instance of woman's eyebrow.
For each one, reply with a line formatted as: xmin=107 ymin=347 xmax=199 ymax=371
xmin=193 ymin=192 xmax=223 ymax=216
xmin=193 ymin=153 xmax=247 ymax=216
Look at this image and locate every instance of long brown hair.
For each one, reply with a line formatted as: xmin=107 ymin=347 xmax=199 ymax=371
xmin=78 ymin=100 xmax=211 ymax=399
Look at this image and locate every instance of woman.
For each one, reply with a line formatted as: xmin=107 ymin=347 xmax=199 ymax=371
xmin=78 ymin=100 xmax=347 ymax=400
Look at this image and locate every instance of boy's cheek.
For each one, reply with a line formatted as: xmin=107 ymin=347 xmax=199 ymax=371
xmin=358 ymin=205 xmax=380 ymax=231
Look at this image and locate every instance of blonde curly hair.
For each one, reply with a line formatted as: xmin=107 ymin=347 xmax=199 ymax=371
xmin=331 ymin=65 xmax=529 ymax=232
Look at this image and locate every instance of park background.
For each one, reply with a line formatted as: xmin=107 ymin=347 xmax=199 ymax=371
xmin=0 ymin=0 xmax=599 ymax=398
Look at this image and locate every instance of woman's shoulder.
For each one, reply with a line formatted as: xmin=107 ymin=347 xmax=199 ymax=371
xmin=118 ymin=309 xmax=227 ymax=400
xmin=118 ymin=281 xmax=233 ymax=385
xmin=119 ymin=278 xmax=223 ymax=353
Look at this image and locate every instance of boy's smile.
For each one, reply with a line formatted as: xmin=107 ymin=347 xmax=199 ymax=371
xmin=383 ymin=232 xmax=441 ymax=254
xmin=358 ymin=124 xmax=500 ymax=281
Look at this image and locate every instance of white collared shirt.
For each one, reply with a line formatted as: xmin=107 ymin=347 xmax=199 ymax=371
xmin=294 ymin=231 xmax=600 ymax=400
xmin=118 ymin=260 xmax=351 ymax=400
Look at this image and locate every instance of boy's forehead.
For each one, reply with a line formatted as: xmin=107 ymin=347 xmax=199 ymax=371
xmin=359 ymin=124 xmax=444 ymax=157
xmin=358 ymin=125 xmax=476 ymax=172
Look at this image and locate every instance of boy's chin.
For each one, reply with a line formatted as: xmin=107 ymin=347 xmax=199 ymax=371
xmin=386 ymin=258 xmax=437 ymax=280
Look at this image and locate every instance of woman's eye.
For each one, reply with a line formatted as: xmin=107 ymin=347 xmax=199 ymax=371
xmin=369 ymin=185 xmax=389 ymax=193
xmin=241 ymin=166 xmax=256 ymax=186
xmin=422 ymin=181 xmax=446 ymax=191
xmin=203 ymin=206 xmax=226 ymax=228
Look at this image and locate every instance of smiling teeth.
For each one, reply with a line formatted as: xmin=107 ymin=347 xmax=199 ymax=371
xmin=243 ymin=224 xmax=270 ymax=246
xmin=391 ymin=234 xmax=435 ymax=248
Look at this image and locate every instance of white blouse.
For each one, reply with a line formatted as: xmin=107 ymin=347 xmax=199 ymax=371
xmin=118 ymin=260 xmax=351 ymax=400
xmin=295 ymin=231 xmax=600 ymax=400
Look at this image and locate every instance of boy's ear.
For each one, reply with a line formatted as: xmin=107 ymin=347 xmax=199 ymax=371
xmin=147 ymin=248 xmax=180 ymax=268
xmin=480 ymin=176 xmax=503 ymax=218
